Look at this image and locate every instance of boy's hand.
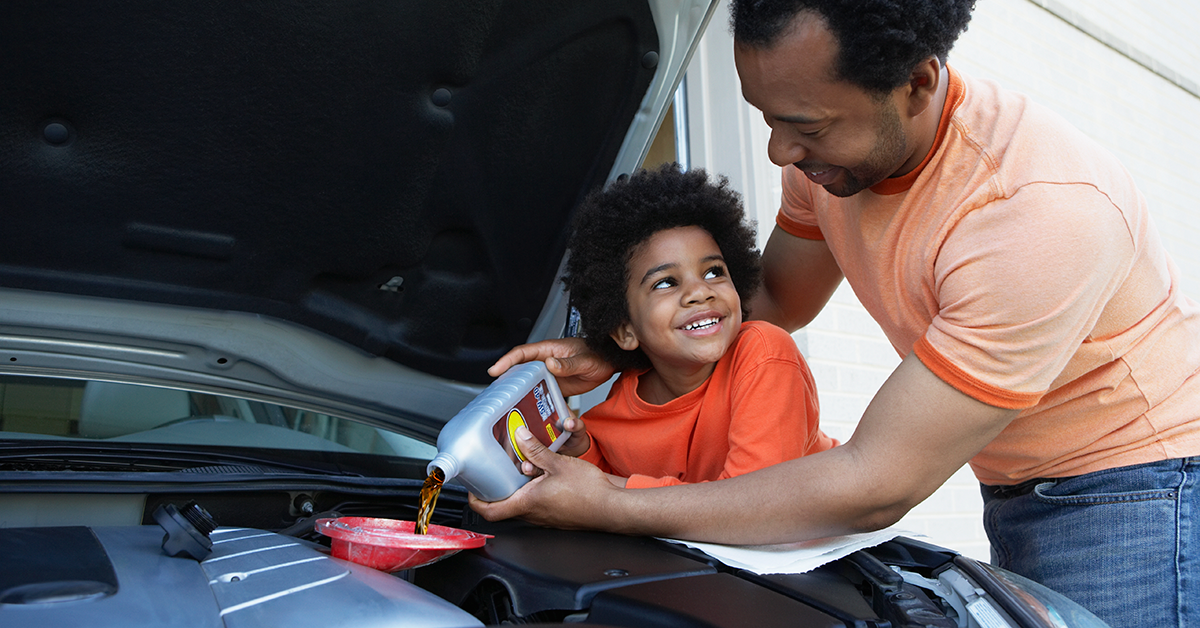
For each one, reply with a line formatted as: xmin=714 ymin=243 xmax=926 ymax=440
xmin=488 ymin=338 xmax=616 ymax=397
xmin=554 ymin=411 xmax=591 ymax=458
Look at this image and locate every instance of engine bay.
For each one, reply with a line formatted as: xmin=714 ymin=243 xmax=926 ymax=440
xmin=0 ymin=483 xmax=1036 ymax=628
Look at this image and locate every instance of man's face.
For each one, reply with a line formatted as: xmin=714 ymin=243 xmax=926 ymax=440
xmin=734 ymin=13 xmax=913 ymax=198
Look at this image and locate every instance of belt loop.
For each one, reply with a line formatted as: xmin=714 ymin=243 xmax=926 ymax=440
xmin=987 ymin=477 xmax=1052 ymax=499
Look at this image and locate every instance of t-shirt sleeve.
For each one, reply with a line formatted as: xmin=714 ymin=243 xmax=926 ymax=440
xmin=776 ymin=166 xmax=826 ymax=240
xmin=915 ymin=183 xmax=1137 ymax=408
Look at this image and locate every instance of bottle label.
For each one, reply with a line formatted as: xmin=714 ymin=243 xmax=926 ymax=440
xmin=491 ymin=379 xmax=563 ymax=466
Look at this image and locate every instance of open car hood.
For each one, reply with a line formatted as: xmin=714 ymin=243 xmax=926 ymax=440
xmin=0 ymin=0 xmax=718 ymax=431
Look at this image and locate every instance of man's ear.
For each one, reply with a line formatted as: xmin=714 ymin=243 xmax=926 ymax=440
xmin=905 ymin=56 xmax=941 ymax=117
xmin=610 ymin=323 xmax=640 ymax=351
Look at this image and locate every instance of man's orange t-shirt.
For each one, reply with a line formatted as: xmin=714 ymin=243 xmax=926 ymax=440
xmin=579 ymin=321 xmax=837 ymax=488
xmin=777 ymin=66 xmax=1200 ymax=484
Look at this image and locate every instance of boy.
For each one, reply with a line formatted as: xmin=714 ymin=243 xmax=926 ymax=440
xmin=553 ymin=164 xmax=836 ymax=488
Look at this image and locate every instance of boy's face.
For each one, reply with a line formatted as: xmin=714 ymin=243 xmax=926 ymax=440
xmin=612 ymin=226 xmax=742 ymax=373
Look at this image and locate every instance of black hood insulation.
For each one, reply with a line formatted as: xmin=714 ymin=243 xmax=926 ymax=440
xmin=0 ymin=1 xmax=660 ymax=383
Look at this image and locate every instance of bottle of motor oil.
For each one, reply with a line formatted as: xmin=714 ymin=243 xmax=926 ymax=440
xmin=427 ymin=361 xmax=572 ymax=502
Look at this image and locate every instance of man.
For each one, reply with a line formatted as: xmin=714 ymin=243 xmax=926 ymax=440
xmin=472 ymin=2 xmax=1200 ymax=625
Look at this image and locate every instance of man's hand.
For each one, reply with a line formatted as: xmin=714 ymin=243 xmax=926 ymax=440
xmin=469 ymin=425 xmax=624 ymax=529
xmin=487 ymin=337 xmax=616 ymax=397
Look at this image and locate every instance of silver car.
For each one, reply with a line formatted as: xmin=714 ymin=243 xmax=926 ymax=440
xmin=0 ymin=2 xmax=1107 ymax=627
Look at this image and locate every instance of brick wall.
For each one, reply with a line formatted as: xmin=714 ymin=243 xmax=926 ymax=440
xmin=682 ymin=0 xmax=1200 ymax=561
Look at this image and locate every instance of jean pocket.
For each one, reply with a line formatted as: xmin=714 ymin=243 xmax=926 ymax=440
xmin=1031 ymin=470 xmax=1179 ymax=506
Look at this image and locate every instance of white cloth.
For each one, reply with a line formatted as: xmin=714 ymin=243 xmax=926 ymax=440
xmin=659 ymin=527 xmax=916 ymax=575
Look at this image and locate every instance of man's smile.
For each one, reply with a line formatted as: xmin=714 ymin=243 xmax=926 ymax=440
xmin=798 ymin=164 xmax=840 ymax=186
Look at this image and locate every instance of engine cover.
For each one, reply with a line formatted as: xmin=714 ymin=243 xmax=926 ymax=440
xmin=0 ymin=525 xmax=481 ymax=628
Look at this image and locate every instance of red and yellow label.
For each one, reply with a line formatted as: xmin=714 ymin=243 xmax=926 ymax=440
xmin=506 ymin=409 xmax=529 ymax=462
xmin=491 ymin=379 xmax=563 ymax=468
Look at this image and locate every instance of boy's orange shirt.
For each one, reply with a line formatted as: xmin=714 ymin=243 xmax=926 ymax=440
xmin=579 ymin=321 xmax=836 ymax=488
xmin=777 ymin=66 xmax=1200 ymax=484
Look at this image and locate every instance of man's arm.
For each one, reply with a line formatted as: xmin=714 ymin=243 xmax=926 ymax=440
xmin=471 ymin=352 xmax=1019 ymax=545
xmin=748 ymin=226 xmax=844 ymax=332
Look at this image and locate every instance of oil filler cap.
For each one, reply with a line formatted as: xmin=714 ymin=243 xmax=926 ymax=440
xmin=152 ymin=501 xmax=218 ymax=561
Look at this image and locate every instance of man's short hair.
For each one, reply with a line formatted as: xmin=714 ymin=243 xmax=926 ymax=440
xmin=731 ymin=0 xmax=976 ymax=94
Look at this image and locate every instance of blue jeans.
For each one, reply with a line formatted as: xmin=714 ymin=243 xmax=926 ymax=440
xmin=981 ymin=457 xmax=1198 ymax=628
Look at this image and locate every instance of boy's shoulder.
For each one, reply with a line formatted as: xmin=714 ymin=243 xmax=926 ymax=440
xmin=729 ymin=320 xmax=803 ymax=362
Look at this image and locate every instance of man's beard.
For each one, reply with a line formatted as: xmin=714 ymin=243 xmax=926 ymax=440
xmin=822 ymin=101 xmax=908 ymax=198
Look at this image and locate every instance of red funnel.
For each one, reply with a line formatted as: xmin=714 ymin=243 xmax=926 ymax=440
xmin=316 ymin=516 xmax=492 ymax=572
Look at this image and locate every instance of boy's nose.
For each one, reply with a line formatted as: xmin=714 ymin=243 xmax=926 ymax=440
xmin=681 ymin=278 xmax=716 ymax=305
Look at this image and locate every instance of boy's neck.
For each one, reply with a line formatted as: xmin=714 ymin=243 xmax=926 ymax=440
xmin=636 ymin=362 xmax=718 ymax=404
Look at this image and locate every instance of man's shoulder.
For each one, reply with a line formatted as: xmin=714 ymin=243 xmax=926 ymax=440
xmin=939 ymin=67 xmax=1130 ymax=212
xmin=951 ymin=68 xmax=1106 ymax=172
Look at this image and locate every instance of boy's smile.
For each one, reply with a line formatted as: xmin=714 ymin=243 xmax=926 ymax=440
xmin=612 ymin=226 xmax=742 ymax=399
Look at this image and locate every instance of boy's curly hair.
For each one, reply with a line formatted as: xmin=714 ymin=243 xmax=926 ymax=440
xmin=730 ymin=0 xmax=976 ymax=94
xmin=563 ymin=164 xmax=762 ymax=371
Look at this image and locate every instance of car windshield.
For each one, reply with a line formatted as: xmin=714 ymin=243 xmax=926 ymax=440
xmin=0 ymin=374 xmax=437 ymax=462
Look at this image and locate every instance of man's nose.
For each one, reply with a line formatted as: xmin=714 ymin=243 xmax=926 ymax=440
xmin=767 ymin=128 xmax=807 ymax=167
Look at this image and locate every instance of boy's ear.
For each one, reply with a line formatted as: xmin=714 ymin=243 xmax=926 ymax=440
xmin=609 ymin=323 xmax=640 ymax=351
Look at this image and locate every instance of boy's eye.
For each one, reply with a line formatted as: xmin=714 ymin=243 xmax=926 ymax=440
xmin=704 ymin=266 xmax=726 ymax=279
xmin=652 ymin=277 xmax=675 ymax=290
